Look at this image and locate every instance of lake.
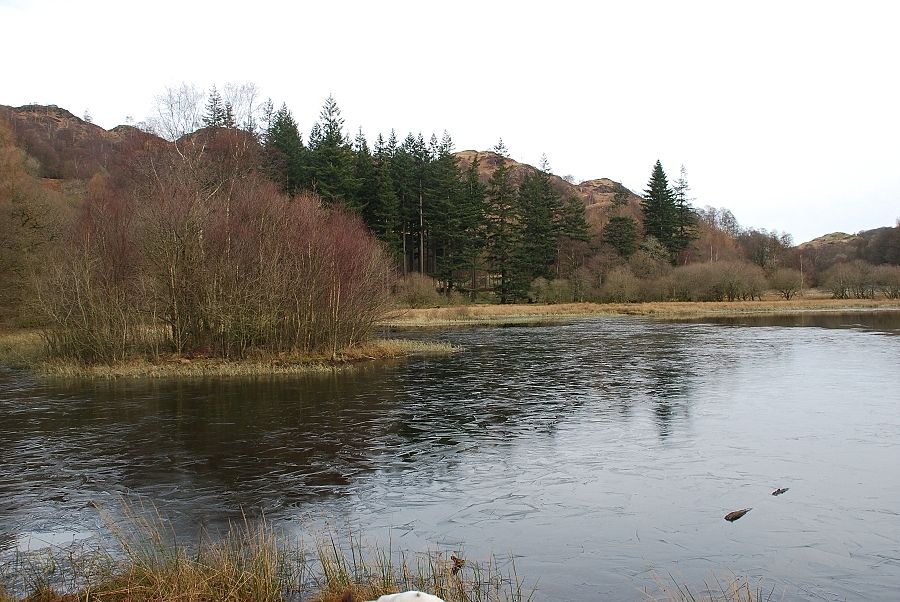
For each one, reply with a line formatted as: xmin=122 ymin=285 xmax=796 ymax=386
xmin=1 ymin=312 xmax=899 ymax=600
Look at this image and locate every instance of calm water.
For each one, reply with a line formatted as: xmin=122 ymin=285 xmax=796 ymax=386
xmin=1 ymin=313 xmax=899 ymax=600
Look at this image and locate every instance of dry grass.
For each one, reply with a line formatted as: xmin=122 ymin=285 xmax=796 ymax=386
xmin=384 ymin=296 xmax=900 ymax=327
xmin=1 ymin=502 xmax=530 ymax=602
xmin=650 ymin=573 xmax=778 ymax=602
xmin=0 ymin=333 xmax=457 ymax=379
xmin=0 ymin=329 xmax=44 ymax=368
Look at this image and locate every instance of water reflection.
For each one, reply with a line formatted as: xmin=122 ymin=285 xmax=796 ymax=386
xmin=2 ymin=313 xmax=900 ymax=601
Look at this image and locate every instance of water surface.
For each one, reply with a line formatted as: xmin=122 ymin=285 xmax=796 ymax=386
xmin=1 ymin=312 xmax=899 ymax=600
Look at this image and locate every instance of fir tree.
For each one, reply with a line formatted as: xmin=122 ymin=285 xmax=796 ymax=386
xmin=641 ymin=160 xmax=677 ymax=254
xmin=307 ymin=96 xmax=357 ymax=207
xmin=518 ymin=155 xmax=561 ymax=281
xmin=670 ymin=165 xmax=699 ymax=257
xmin=454 ymin=153 xmax=487 ymax=297
xmin=353 ymin=129 xmax=378 ymax=217
xmin=603 ymin=216 xmax=639 ymax=257
xmin=429 ymin=131 xmax=465 ymax=290
xmin=203 ymin=86 xmax=226 ymax=128
xmin=485 ymin=140 xmax=526 ymax=303
xmin=264 ymin=105 xmax=306 ymax=195
xmin=223 ymin=102 xmax=235 ymax=128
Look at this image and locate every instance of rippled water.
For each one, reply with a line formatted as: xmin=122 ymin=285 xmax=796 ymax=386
xmin=2 ymin=312 xmax=899 ymax=600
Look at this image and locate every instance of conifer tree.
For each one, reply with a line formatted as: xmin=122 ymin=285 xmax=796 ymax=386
xmin=307 ymin=96 xmax=357 ymax=207
xmin=641 ymin=160 xmax=677 ymax=253
xmin=603 ymin=215 xmax=639 ymax=257
xmin=368 ymin=133 xmax=401 ymax=253
xmin=203 ymin=86 xmax=226 ymax=127
xmin=264 ymin=105 xmax=307 ymax=195
xmin=670 ymin=165 xmax=699 ymax=256
xmin=353 ymin=129 xmax=378 ymax=218
xmin=518 ymin=155 xmax=561 ymax=281
xmin=454 ymin=153 xmax=487 ymax=296
xmin=223 ymin=102 xmax=236 ymax=128
xmin=485 ymin=140 xmax=526 ymax=303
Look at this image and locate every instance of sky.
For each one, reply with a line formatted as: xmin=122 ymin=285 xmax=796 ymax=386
xmin=2 ymin=0 xmax=898 ymax=243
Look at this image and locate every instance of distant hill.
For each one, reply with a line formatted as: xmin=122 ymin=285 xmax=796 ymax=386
xmin=2 ymin=103 xmax=897 ymax=259
xmin=0 ymin=104 xmax=164 ymax=180
xmin=454 ymin=150 xmax=644 ymax=227
xmin=800 ymin=226 xmax=900 ymax=269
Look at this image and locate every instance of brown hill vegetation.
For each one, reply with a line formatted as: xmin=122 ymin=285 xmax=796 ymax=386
xmin=0 ymin=104 xmax=166 ymax=181
xmin=454 ymin=149 xmax=644 ymax=229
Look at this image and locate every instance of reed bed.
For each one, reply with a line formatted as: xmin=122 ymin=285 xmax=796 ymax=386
xmin=385 ymin=297 xmax=900 ymax=327
xmin=0 ymin=333 xmax=457 ymax=379
xmin=0 ymin=504 xmax=530 ymax=602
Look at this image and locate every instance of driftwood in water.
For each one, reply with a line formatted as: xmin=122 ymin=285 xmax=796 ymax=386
xmin=724 ymin=508 xmax=752 ymax=522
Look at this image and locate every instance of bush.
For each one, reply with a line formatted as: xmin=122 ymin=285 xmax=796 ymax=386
xmin=393 ymin=273 xmax=443 ymax=308
xmin=822 ymin=261 xmax=875 ymax=299
xmin=529 ymin=277 xmax=574 ymax=303
xmin=873 ymin=264 xmax=900 ymax=299
xmin=599 ymin=267 xmax=642 ymax=303
xmin=34 ymin=148 xmax=394 ymax=362
xmin=768 ymin=268 xmax=803 ymax=299
xmin=671 ymin=261 xmax=765 ymax=301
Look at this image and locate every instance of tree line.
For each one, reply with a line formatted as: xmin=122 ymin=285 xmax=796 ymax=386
xmin=260 ymin=97 xmax=590 ymax=303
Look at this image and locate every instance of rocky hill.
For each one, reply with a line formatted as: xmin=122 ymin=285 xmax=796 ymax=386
xmin=0 ymin=104 xmax=164 ymax=180
xmin=800 ymin=226 xmax=900 ymax=268
xmin=454 ymin=149 xmax=643 ymax=225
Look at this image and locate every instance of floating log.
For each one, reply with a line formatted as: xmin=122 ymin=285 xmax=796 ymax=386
xmin=724 ymin=508 xmax=752 ymax=522
xmin=772 ymin=487 xmax=789 ymax=496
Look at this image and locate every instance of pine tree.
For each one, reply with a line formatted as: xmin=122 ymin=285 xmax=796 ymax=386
xmin=454 ymin=153 xmax=487 ymax=297
xmin=603 ymin=216 xmax=639 ymax=257
xmin=264 ymin=105 xmax=307 ymax=195
xmin=203 ymin=86 xmax=226 ymax=128
xmin=670 ymin=165 xmax=699 ymax=257
xmin=390 ymin=135 xmax=418 ymax=274
xmin=484 ymin=140 xmax=526 ymax=303
xmin=429 ymin=131 xmax=464 ymax=290
xmin=307 ymin=96 xmax=357 ymax=207
xmin=518 ymin=155 xmax=561 ymax=281
xmin=641 ymin=160 xmax=677 ymax=254
xmin=223 ymin=102 xmax=236 ymax=128
xmin=353 ymin=129 xmax=378 ymax=218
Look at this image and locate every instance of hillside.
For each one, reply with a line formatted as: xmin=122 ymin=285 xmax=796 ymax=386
xmin=454 ymin=149 xmax=644 ymax=226
xmin=0 ymin=104 xmax=164 ymax=180
xmin=800 ymin=226 xmax=900 ymax=268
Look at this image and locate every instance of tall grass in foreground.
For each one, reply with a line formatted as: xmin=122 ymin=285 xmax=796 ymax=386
xmin=0 ymin=503 xmax=529 ymax=602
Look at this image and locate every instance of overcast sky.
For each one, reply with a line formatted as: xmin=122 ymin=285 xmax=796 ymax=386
xmin=2 ymin=0 xmax=898 ymax=243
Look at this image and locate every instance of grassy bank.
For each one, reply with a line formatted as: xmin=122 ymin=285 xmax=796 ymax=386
xmin=0 ymin=516 xmax=774 ymax=602
xmin=384 ymin=296 xmax=900 ymax=327
xmin=0 ymin=332 xmax=457 ymax=379
xmin=1 ymin=516 xmax=530 ymax=602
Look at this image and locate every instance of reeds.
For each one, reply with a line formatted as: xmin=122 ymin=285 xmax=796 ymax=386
xmin=0 ymin=502 xmax=529 ymax=602
xmin=651 ymin=573 xmax=778 ymax=602
xmin=0 ymin=335 xmax=457 ymax=379
xmin=384 ymin=297 xmax=900 ymax=327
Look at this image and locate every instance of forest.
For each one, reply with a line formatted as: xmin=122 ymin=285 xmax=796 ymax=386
xmin=1 ymin=84 xmax=900 ymax=363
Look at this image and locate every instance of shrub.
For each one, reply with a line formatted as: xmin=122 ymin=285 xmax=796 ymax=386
xmin=873 ymin=264 xmax=900 ymax=299
xmin=768 ymin=268 xmax=803 ymax=300
xmin=393 ymin=273 xmax=443 ymax=308
xmin=34 ymin=147 xmax=394 ymax=362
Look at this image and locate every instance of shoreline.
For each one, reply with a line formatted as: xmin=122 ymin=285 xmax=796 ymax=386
xmin=3 ymin=298 xmax=898 ymax=378
xmin=0 ymin=336 xmax=457 ymax=379
xmin=383 ymin=297 xmax=900 ymax=328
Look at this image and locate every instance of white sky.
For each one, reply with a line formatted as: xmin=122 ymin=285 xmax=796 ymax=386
xmin=2 ymin=0 xmax=898 ymax=243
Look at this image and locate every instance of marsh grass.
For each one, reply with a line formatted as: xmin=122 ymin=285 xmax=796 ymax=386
xmin=0 ymin=501 xmax=530 ymax=602
xmin=385 ymin=297 xmax=900 ymax=327
xmin=651 ymin=573 xmax=778 ymax=602
xmin=0 ymin=329 xmax=44 ymax=368
xmin=0 ymin=333 xmax=457 ymax=379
